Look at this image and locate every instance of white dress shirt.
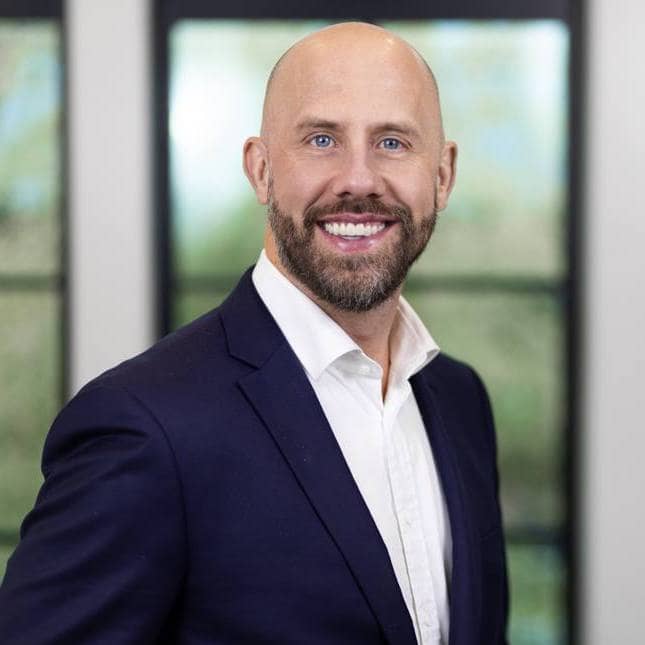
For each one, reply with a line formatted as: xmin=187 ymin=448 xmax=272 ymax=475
xmin=252 ymin=250 xmax=453 ymax=645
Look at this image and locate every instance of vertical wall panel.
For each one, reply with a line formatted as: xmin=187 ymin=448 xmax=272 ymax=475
xmin=582 ymin=1 xmax=645 ymax=643
xmin=67 ymin=0 xmax=153 ymax=392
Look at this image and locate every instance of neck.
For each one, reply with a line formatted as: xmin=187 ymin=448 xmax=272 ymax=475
xmin=316 ymin=296 xmax=400 ymax=398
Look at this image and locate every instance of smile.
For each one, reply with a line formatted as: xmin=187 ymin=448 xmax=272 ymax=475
xmin=322 ymin=222 xmax=386 ymax=238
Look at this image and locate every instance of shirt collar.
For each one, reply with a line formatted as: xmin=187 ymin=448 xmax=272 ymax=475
xmin=390 ymin=296 xmax=441 ymax=381
xmin=252 ymin=250 xmax=358 ymax=380
xmin=252 ymin=250 xmax=440 ymax=382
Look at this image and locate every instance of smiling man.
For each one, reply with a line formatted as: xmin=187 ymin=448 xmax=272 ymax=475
xmin=0 ymin=22 xmax=508 ymax=645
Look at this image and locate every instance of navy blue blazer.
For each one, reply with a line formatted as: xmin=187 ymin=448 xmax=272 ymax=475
xmin=0 ymin=269 xmax=508 ymax=644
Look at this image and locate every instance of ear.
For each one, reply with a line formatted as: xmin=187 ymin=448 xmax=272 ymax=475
xmin=435 ymin=140 xmax=458 ymax=212
xmin=243 ymin=136 xmax=270 ymax=204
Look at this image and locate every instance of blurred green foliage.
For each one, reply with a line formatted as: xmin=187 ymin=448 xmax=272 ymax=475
xmin=0 ymin=544 xmax=13 ymax=578
xmin=0 ymin=294 xmax=60 ymax=579
xmin=407 ymin=291 xmax=564 ymax=528
xmin=173 ymin=192 xmax=264 ymax=279
xmin=0 ymin=22 xmax=61 ymax=274
xmin=388 ymin=21 xmax=568 ymax=279
xmin=508 ymin=545 xmax=565 ymax=644
xmin=0 ymin=23 xmax=61 ymax=578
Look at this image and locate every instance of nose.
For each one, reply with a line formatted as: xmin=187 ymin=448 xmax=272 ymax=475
xmin=329 ymin=146 xmax=385 ymax=199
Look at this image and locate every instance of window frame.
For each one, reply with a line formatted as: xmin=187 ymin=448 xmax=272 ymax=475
xmin=153 ymin=3 xmax=585 ymax=643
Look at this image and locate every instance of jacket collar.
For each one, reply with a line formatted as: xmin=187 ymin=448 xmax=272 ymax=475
xmin=411 ymin=369 xmax=482 ymax=645
xmin=218 ymin=267 xmax=283 ymax=369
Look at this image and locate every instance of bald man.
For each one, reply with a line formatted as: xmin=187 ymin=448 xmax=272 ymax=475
xmin=0 ymin=23 xmax=508 ymax=645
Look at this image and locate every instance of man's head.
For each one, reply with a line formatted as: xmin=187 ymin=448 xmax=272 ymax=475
xmin=243 ymin=22 xmax=457 ymax=312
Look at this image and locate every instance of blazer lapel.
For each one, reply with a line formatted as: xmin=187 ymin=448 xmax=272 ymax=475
xmin=221 ymin=271 xmax=417 ymax=645
xmin=411 ymin=371 xmax=482 ymax=645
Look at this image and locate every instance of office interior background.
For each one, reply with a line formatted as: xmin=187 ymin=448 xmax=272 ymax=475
xmin=0 ymin=1 xmax=643 ymax=643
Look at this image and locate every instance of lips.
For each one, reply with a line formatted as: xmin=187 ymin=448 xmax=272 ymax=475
xmin=316 ymin=212 xmax=399 ymax=225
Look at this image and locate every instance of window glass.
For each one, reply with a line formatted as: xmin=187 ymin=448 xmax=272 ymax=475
xmin=0 ymin=19 xmax=62 ymax=578
xmin=405 ymin=290 xmax=565 ymax=529
xmin=388 ymin=21 xmax=569 ymax=279
xmin=170 ymin=21 xmax=326 ymax=279
xmin=0 ymin=292 xmax=61 ymax=531
xmin=0 ymin=21 xmax=61 ymax=275
xmin=174 ymin=289 xmax=230 ymax=327
xmin=508 ymin=544 xmax=566 ymax=644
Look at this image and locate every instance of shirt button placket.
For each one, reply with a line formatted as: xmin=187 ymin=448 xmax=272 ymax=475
xmin=384 ymin=415 xmax=440 ymax=644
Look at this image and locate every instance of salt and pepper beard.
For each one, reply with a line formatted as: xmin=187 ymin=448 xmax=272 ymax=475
xmin=267 ymin=187 xmax=437 ymax=313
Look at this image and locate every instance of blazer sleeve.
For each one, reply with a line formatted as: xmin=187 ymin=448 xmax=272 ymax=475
xmin=0 ymin=384 xmax=187 ymax=644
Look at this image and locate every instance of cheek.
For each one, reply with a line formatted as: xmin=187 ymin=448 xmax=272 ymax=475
xmin=385 ymin=165 xmax=435 ymax=212
xmin=274 ymin=157 xmax=332 ymax=206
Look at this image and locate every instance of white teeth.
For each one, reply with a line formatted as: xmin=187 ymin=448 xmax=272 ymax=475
xmin=323 ymin=222 xmax=386 ymax=238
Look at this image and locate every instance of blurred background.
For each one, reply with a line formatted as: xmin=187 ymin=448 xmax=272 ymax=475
xmin=0 ymin=1 xmax=643 ymax=644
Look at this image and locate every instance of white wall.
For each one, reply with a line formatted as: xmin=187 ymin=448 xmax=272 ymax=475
xmin=63 ymin=0 xmax=645 ymax=641
xmin=581 ymin=1 xmax=645 ymax=643
xmin=67 ymin=0 xmax=154 ymax=392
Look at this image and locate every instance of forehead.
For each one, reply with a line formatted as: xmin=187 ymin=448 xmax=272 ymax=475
xmin=269 ymin=42 xmax=437 ymax=134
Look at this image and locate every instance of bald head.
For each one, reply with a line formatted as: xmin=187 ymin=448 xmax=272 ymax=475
xmin=261 ymin=22 xmax=444 ymax=142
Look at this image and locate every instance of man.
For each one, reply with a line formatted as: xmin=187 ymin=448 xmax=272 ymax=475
xmin=0 ymin=22 xmax=508 ymax=645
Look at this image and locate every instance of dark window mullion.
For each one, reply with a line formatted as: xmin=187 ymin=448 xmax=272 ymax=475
xmin=171 ymin=276 xmax=566 ymax=295
xmin=0 ymin=0 xmax=61 ymax=19
xmin=506 ymin=526 xmax=566 ymax=547
xmin=0 ymin=275 xmax=65 ymax=290
xmin=158 ymin=0 xmax=569 ymax=21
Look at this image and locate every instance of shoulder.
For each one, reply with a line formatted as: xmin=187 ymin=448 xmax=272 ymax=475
xmin=75 ymin=293 xmax=256 ymax=414
xmin=421 ymin=352 xmax=491 ymax=404
xmin=416 ymin=352 xmax=498 ymax=460
xmin=40 ymin=305 xmax=236 ymax=512
xmin=51 ymin=290 xmax=263 ymax=462
xmin=79 ymin=268 xmax=272 ymax=403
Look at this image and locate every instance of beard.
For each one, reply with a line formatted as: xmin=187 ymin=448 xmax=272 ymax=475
xmin=267 ymin=191 xmax=437 ymax=312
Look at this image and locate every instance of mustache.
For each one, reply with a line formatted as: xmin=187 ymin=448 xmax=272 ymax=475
xmin=303 ymin=198 xmax=412 ymax=230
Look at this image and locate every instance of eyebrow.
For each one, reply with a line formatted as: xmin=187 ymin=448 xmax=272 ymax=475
xmin=296 ymin=118 xmax=340 ymax=132
xmin=295 ymin=117 xmax=421 ymax=140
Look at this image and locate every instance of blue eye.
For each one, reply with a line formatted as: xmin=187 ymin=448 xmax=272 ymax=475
xmin=381 ymin=138 xmax=402 ymax=150
xmin=311 ymin=134 xmax=333 ymax=148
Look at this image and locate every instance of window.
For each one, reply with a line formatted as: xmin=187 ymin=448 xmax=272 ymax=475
xmin=0 ymin=0 xmax=65 ymax=576
xmin=156 ymin=2 xmax=579 ymax=642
